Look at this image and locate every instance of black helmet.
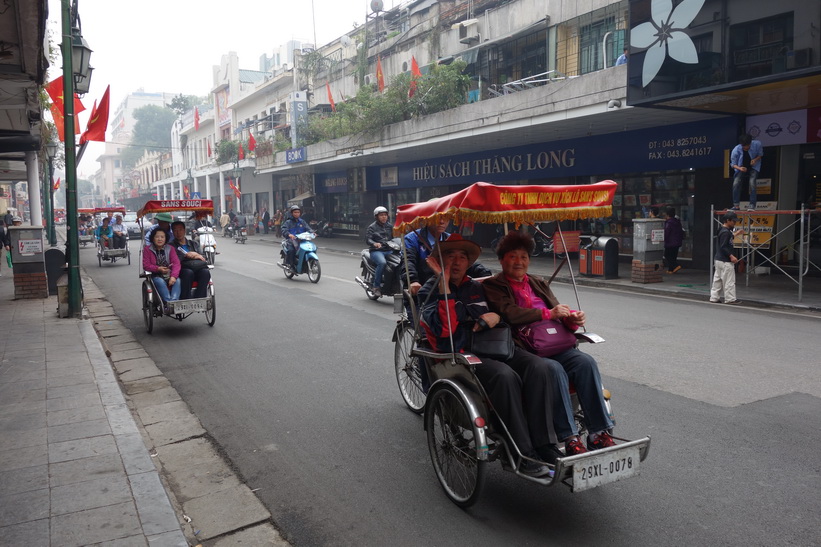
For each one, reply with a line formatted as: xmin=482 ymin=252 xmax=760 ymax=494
xmin=289 ymin=205 xmax=301 ymax=213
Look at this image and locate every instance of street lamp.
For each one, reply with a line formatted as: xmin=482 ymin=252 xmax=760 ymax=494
xmin=45 ymin=142 xmax=59 ymax=246
xmin=71 ymin=21 xmax=93 ymax=94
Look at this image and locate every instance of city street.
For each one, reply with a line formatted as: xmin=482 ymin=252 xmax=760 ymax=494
xmin=85 ymin=235 xmax=821 ymax=546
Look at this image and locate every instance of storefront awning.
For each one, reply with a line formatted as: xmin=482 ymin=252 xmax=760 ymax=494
xmin=287 ymin=191 xmax=315 ymax=205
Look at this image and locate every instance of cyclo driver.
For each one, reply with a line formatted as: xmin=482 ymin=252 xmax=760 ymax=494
xmin=281 ymin=205 xmax=313 ymax=267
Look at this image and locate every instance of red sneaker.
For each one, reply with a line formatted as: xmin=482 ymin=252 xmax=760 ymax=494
xmin=587 ymin=431 xmax=616 ymax=450
xmin=564 ymin=436 xmax=588 ymax=456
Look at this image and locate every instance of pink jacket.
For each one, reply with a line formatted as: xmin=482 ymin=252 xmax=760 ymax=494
xmin=142 ymin=244 xmax=181 ymax=278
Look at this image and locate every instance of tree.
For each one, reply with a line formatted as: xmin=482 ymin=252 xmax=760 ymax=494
xmin=168 ymin=93 xmax=205 ymax=116
xmin=120 ymin=105 xmax=176 ymax=169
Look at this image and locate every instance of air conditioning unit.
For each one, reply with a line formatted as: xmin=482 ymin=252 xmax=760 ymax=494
xmin=458 ymin=19 xmax=479 ymax=44
xmin=787 ymin=48 xmax=812 ymax=70
xmin=363 ymin=72 xmax=376 ymax=86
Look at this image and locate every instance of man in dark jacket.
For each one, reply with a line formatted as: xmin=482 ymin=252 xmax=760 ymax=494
xmin=366 ymin=206 xmax=393 ymax=296
xmin=664 ymin=206 xmax=685 ymax=273
xmin=0 ymin=220 xmax=10 ymax=276
xmin=261 ymin=208 xmax=271 ymax=234
xmin=281 ymin=205 xmax=313 ymax=267
xmin=710 ymin=211 xmax=742 ymax=304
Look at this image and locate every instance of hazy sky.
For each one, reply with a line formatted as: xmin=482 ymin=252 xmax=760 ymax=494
xmin=46 ymin=0 xmax=395 ymax=175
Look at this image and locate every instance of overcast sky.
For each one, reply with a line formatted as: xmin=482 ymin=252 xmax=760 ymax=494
xmin=46 ymin=0 xmax=394 ymax=176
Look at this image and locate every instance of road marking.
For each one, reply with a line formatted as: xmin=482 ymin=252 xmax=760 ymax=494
xmin=322 ymin=275 xmax=357 ymax=285
xmin=251 ymin=260 xmax=276 ymax=266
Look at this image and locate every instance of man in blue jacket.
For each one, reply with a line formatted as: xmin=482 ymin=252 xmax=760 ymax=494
xmin=281 ymin=205 xmax=313 ymax=267
xmin=730 ymin=134 xmax=763 ymax=211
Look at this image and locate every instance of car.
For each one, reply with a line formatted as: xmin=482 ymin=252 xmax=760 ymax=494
xmin=122 ymin=212 xmax=142 ymax=238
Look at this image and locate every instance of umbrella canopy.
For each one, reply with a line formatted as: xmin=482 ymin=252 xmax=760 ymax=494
xmin=137 ymin=199 xmax=214 ymax=219
xmin=393 ymin=181 xmax=617 ymax=234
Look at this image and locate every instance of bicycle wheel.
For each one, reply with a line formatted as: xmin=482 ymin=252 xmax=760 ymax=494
xmin=426 ymin=386 xmax=486 ymax=508
xmin=394 ymin=321 xmax=425 ymax=413
xmin=205 ymin=284 xmax=216 ymax=326
xmin=142 ymin=282 xmax=154 ymax=334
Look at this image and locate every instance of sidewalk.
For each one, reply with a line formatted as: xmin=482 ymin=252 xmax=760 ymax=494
xmin=0 ymin=268 xmax=288 ymax=546
xmin=250 ymin=231 xmax=821 ymax=313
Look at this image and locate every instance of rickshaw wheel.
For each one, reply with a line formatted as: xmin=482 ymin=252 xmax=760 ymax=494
xmin=394 ymin=321 xmax=424 ymax=413
xmin=142 ymin=282 xmax=154 ymax=334
xmin=307 ymin=258 xmax=321 ymax=283
xmin=426 ymin=386 xmax=486 ymax=508
xmin=205 ymin=285 xmax=216 ymax=326
xmin=127 ymin=248 xmax=131 ymax=265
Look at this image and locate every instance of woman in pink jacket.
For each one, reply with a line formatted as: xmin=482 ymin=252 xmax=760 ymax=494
xmin=143 ymin=229 xmax=181 ymax=306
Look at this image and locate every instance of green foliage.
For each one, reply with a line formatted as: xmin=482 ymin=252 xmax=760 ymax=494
xmin=121 ymin=105 xmax=176 ymax=169
xmin=303 ymin=60 xmax=470 ymax=145
xmin=168 ymin=93 xmax=204 ymax=116
xmin=216 ymin=139 xmax=238 ymax=164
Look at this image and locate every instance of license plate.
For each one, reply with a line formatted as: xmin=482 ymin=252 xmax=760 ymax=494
xmin=171 ymin=300 xmax=207 ymax=314
xmin=572 ymin=445 xmax=640 ymax=492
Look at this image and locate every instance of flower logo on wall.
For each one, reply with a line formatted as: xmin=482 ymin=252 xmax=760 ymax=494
xmin=630 ymin=0 xmax=705 ymax=87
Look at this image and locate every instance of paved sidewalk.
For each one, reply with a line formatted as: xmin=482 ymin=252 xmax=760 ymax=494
xmin=0 ymin=277 xmax=187 ymax=546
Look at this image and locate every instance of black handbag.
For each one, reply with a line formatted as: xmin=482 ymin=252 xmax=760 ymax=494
xmin=469 ymin=323 xmax=515 ymax=361
xmin=183 ymin=259 xmax=208 ymax=272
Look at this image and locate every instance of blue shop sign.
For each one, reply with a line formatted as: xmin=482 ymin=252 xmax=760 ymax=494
xmin=376 ymin=118 xmax=737 ymax=188
xmin=317 ymin=171 xmax=348 ymax=193
xmin=286 ymin=147 xmax=307 ymax=164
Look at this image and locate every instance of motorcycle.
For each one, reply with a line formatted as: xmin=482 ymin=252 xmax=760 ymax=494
xmin=309 ymin=219 xmax=334 ymax=238
xmin=355 ymin=238 xmax=403 ymax=300
xmin=233 ymin=224 xmax=247 ymax=244
xmin=277 ymin=232 xmax=321 ymax=283
xmin=195 ymin=225 xmax=218 ymax=265
xmin=223 ymin=223 xmax=235 ymax=238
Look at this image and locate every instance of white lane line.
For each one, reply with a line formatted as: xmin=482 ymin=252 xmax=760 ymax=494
xmin=251 ymin=260 xmax=276 ymax=266
xmin=322 ymin=275 xmax=358 ymax=285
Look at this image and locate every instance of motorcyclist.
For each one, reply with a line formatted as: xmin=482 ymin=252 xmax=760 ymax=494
xmin=365 ymin=206 xmax=393 ymax=297
xmin=281 ymin=205 xmax=313 ymax=267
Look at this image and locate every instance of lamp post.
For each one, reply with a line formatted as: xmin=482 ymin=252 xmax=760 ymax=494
xmin=45 ymin=142 xmax=58 ymax=246
xmin=231 ymin=161 xmax=242 ymax=213
xmin=62 ymin=0 xmax=94 ymax=317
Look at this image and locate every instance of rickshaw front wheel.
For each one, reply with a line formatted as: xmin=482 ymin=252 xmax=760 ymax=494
xmin=426 ymin=385 xmax=486 ymax=508
xmin=205 ymin=285 xmax=216 ymax=326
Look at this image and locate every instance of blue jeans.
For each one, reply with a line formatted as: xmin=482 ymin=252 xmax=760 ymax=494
xmin=370 ymin=249 xmax=392 ymax=288
xmin=732 ymin=170 xmax=757 ymax=208
xmin=152 ymin=276 xmax=181 ymax=303
xmin=540 ymin=348 xmax=613 ymax=440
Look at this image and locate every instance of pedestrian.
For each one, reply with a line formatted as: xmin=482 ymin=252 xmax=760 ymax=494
xmin=0 ymin=219 xmax=10 ymax=276
xmin=648 ymin=206 xmax=660 ymax=218
xmin=615 ymin=47 xmax=628 ymax=65
xmin=219 ymin=210 xmax=230 ymax=233
xmin=3 ymin=211 xmax=13 ymax=227
xmin=730 ymin=133 xmax=763 ymax=211
xmin=253 ymin=210 xmax=260 ymax=234
xmin=261 ymin=208 xmax=270 ymax=234
xmin=664 ymin=206 xmax=685 ymax=274
xmin=274 ymin=209 xmax=283 ymax=233
xmin=710 ymin=211 xmax=743 ymax=304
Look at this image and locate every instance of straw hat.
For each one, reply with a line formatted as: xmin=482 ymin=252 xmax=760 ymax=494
xmin=431 ymin=233 xmax=481 ymax=265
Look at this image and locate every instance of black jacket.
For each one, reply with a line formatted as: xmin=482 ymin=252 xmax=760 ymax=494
xmin=366 ymin=220 xmax=393 ymax=249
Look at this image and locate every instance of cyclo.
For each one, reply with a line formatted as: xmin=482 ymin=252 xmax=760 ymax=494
xmin=136 ymin=199 xmax=216 ymax=333
xmin=391 ymin=181 xmax=651 ymax=507
xmin=94 ymin=206 xmax=131 ymax=266
xmin=77 ymin=208 xmax=96 ymax=247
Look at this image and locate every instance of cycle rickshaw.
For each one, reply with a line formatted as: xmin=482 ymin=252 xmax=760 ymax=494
xmin=78 ymin=208 xmax=96 ymax=247
xmin=94 ymin=206 xmax=131 ymax=266
xmin=391 ymin=181 xmax=651 ymax=506
xmin=137 ymin=199 xmax=216 ymax=333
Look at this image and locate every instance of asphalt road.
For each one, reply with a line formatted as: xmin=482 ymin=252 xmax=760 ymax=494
xmin=85 ymin=236 xmax=821 ymax=546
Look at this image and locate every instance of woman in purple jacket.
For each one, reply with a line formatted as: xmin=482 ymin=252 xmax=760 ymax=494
xmin=143 ymin=229 xmax=181 ymax=306
xmin=664 ymin=206 xmax=685 ymax=273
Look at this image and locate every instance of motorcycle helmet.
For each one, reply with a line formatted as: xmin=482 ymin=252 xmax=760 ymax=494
xmin=373 ymin=206 xmax=388 ymax=218
xmin=289 ymin=205 xmax=301 ymax=213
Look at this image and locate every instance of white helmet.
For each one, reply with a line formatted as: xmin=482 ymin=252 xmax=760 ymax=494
xmin=373 ymin=206 xmax=388 ymax=218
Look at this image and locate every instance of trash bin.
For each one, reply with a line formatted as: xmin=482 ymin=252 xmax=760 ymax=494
xmin=580 ymin=236 xmax=619 ymax=279
xmin=44 ymin=248 xmax=66 ymax=295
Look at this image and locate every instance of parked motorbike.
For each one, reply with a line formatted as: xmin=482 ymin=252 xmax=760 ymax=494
xmin=195 ymin=226 xmax=218 ymax=265
xmin=355 ymin=238 xmax=403 ymax=300
xmin=277 ymin=232 xmax=321 ymax=283
xmin=223 ymin=224 xmax=235 ymax=238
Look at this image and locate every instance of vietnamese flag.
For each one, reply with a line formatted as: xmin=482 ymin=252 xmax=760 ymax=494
xmin=45 ymin=76 xmax=86 ymax=140
xmin=80 ymin=85 xmax=110 ymax=145
xmin=53 ymin=178 xmax=61 ymax=190
xmin=194 ymin=107 xmax=200 ymax=131
xmin=376 ymin=55 xmax=385 ymax=92
xmin=409 ymin=56 xmax=421 ymax=98
xmin=238 ymin=142 xmax=245 ymax=160
xmin=248 ymin=133 xmax=256 ymax=152
xmin=326 ymin=82 xmax=336 ymax=112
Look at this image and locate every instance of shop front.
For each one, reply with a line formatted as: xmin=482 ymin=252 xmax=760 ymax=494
xmin=345 ymin=117 xmax=739 ymax=267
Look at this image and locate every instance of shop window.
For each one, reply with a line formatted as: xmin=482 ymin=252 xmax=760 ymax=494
xmin=730 ymin=12 xmax=794 ymax=81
